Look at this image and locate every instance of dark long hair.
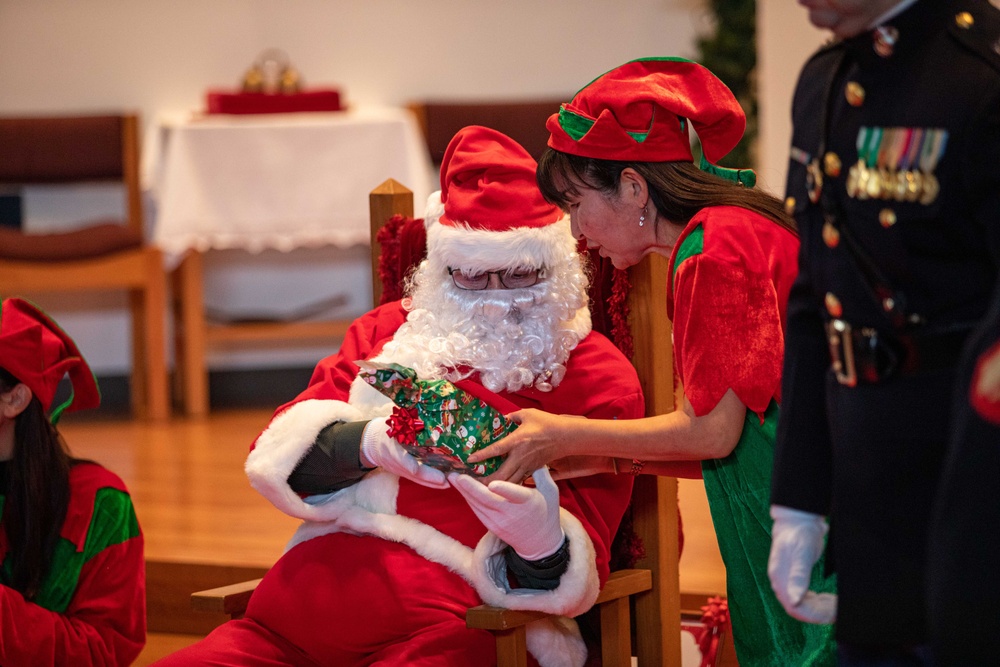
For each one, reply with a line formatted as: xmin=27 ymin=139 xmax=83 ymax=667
xmin=537 ymin=149 xmax=797 ymax=236
xmin=0 ymin=368 xmax=72 ymax=600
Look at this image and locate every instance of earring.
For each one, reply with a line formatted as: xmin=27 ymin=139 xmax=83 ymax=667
xmin=638 ymin=203 xmax=647 ymax=227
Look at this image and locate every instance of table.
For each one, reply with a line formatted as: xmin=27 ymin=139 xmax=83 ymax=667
xmin=147 ymin=106 xmax=434 ymax=263
xmin=145 ymin=107 xmax=435 ymax=416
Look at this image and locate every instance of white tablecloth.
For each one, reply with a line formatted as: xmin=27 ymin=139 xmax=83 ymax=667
xmin=145 ymin=106 xmax=435 ymax=265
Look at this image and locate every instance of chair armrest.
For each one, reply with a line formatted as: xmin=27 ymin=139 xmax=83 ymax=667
xmin=191 ymin=578 xmax=262 ymax=617
xmin=464 ymin=568 xmax=652 ymax=631
xmin=595 ymin=568 xmax=652 ymax=603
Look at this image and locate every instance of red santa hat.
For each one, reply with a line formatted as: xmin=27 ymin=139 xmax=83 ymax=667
xmin=0 ymin=297 xmax=100 ymax=422
xmin=546 ymin=57 xmax=746 ymax=165
xmin=424 ymin=125 xmax=570 ymax=272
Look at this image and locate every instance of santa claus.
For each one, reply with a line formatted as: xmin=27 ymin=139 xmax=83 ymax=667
xmin=154 ymin=126 xmax=644 ymax=667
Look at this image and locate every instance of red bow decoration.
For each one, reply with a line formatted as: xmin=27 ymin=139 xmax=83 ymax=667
xmin=695 ymin=596 xmax=730 ymax=667
xmin=386 ymin=405 xmax=425 ymax=445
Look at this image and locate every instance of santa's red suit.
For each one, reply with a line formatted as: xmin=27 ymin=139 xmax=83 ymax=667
xmin=166 ymin=300 xmax=642 ymax=667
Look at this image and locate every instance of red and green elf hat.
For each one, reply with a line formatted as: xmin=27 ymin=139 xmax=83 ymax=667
xmin=546 ymin=57 xmax=751 ymax=182
xmin=0 ymin=297 xmax=101 ymax=423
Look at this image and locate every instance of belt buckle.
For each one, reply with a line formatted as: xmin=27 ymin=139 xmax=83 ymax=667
xmin=827 ymin=319 xmax=857 ymax=387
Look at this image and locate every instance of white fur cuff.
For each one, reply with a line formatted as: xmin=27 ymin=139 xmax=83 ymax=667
xmin=246 ymin=399 xmax=364 ymax=521
xmin=468 ymin=507 xmax=600 ymax=618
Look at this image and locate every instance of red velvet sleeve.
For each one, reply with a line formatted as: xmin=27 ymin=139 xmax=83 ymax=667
xmin=671 ymin=241 xmax=786 ymax=420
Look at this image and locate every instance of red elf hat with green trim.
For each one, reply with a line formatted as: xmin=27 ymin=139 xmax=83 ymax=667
xmin=0 ymin=297 xmax=101 ymax=422
xmin=546 ymin=57 xmax=746 ymax=165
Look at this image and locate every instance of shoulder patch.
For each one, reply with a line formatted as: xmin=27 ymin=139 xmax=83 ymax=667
xmin=950 ymin=0 xmax=1000 ymax=74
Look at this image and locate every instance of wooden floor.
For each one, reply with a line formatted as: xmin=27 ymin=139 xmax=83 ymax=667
xmin=59 ymin=407 xmax=727 ymax=665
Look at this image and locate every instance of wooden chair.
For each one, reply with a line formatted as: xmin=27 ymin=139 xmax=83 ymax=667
xmin=170 ymin=250 xmax=354 ymax=418
xmin=0 ymin=114 xmax=169 ymax=420
xmin=193 ymin=179 xmax=683 ymax=666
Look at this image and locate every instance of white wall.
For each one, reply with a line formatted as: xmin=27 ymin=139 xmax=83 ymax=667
xmin=0 ymin=0 xmax=709 ymax=125
xmin=756 ymin=0 xmax=828 ymax=196
xmin=0 ymin=0 xmax=828 ymax=374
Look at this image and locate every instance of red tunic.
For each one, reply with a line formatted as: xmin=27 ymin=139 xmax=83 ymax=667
xmin=0 ymin=462 xmax=145 ymax=666
xmin=668 ymin=205 xmax=799 ymax=419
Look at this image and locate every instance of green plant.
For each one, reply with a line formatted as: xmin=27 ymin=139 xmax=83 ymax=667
xmin=695 ymin=0 xmax=757 ymax=170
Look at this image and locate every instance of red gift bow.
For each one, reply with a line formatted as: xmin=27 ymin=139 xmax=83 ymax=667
xmin=386 ymin=405 xmax=425 ymax=445
xmin=695 ymin=596 xmax=730 ymax=667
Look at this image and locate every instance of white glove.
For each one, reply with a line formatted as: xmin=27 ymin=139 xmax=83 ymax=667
xmin=359 ymin=417 xmax=448 ymax=489
xmin=768 ymin=505 xmax=837 ymax=624
xmin=450 ymin=466 xmax=565 ymax=561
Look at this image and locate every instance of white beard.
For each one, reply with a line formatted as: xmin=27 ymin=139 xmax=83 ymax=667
xmin=379 ymin=252 xmax=590 ymax=393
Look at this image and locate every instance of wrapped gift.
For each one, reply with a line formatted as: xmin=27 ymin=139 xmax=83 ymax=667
xmin=357 ymin=361 xmax=511 ymax=476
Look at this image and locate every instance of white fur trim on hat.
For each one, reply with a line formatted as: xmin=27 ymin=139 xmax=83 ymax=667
xmin=428 ymin=217 xmax=576 ymax=273
xmin=424 ymin=189 xmax=576 ymax=273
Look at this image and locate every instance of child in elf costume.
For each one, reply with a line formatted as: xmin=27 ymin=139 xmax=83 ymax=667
xmin=0 ymin=297 xmax=145 ymax=665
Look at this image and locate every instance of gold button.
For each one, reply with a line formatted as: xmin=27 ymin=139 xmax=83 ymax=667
xmin=956 ymin=12 xmax=974 ymax=29
xmin=822 ymin=221 xmax=840 ymax=248
xmin=879 ymin=208 xmax=897 ymax=228
xmin=784 ymin=196 xmax=796 ymax=214
xmin=823 ymin=152 xmax=842 ymax=178
xmin=825 ymin=292 xmax=843 ymax=318
xmin=846 ymin=81 xmax=865 ymax=107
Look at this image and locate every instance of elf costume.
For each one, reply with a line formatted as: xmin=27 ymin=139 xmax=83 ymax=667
xmin=668 ymin=209 xmax=836 ymax=666
xmin=0 ymin=298 xmax=145 ymax=666
xmin=546 ymin=57 xmax=837 ymax=665
xmin=157 ymin=127 xmax=644 ymax=667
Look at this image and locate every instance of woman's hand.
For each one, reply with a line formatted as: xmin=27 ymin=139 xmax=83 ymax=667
xmin=469 ymin=409 xmax=581 ymax=484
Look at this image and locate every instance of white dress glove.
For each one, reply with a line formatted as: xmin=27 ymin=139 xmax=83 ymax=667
xmin=768 ymin=505 xmax=838 ymax=624
xmin=450 ymin=466 xmax=565 ymax=561
xmin=359 ymin=417 xmax=448 ymax=489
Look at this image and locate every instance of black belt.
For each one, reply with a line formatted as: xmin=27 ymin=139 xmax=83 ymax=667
xmin=826 ymin=319 xmax=969 ymax=386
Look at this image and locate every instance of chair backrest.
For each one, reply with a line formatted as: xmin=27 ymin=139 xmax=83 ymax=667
xmin=0 ymin=114 xmax=144 ymax=236
xmin=409 ymin=99 xmax=567 ymax=165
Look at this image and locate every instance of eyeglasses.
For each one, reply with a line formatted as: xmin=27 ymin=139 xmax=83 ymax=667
xmin=447 ymin=267 xmax=545 ymax=290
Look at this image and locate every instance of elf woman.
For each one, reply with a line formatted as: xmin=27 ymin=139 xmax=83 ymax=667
xmin=0 ymin=297 xmax=145 ymax=665
xmin=469 ymin=57 xmax=837 ymax=666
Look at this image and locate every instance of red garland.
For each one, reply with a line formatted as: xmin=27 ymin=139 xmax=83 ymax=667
xmin=375 ymin=214 xmax=428 ymax=305
xmin=609 ymin=267 xmax=633 ymax=360
xmin=386 ymin=405 xmax=424 ymax=445
xmin=375 ymin=214 xmax=406 ymax=304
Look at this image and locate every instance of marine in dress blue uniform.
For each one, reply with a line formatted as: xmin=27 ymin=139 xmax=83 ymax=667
xmin=771 ymin=0 xmax=1000 ymax=658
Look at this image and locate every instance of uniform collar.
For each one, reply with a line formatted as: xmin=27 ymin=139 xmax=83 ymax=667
xmin=869 ymin=0 xmax=919 ymax=28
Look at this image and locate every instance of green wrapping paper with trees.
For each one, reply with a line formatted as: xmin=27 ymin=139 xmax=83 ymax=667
xmin=357 ymin=361 xmax=511 ymax=476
